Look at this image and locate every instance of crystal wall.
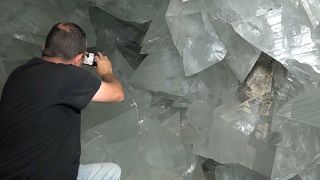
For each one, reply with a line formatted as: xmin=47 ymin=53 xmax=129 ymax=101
xmin=1 ymin=0 xmax=320 ymax=179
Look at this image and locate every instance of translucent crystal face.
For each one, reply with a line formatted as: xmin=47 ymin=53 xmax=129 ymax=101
xmin=2 ymin=0 xmax=320 ymax=179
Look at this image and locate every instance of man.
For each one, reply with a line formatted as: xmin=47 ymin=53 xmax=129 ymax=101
xmin=0 ymin=22 xmax=124 ymax=179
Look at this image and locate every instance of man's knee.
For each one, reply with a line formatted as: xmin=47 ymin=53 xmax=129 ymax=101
xmin=103 ymin=162 xmax=121 ymax=180
xmin=78 ymin=162 xmax=121 ymax=180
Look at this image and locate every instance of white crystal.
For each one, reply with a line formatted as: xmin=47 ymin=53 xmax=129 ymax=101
xmin=130 ymin=50 xmax=200 ymax=96
xmin=232 ymin=3 xmax=320 ymax=85
xmin=166 ymin=0 xmax=227 ymax=76
xmin=300 ymin=0 xmax=320 ymax=28
xmin=88 ymin=0 xmax=169 ymax=23
xmin=140 ymin=7 xmax=175 ymax=54
xmin=209 ymin=17 xmax=261 ymax=82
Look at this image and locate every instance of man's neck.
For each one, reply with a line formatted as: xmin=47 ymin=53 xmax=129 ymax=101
xmin=42 ymin=56 xmax=72 ymax=65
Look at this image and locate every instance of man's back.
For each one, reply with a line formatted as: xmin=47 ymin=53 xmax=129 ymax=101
xmin=0 ymin=58 xmax=100 ymax=180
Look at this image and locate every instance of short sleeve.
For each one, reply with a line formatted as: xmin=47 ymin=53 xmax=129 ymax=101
xmin=59 ymin=66 xmax=101 ymax=110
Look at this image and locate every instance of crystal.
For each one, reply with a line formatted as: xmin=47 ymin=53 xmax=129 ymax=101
xmin=270 ymin=69 xmax=320 ymax=180
xmin=0 ymin=35 xmax=41 ymax=61
xmin=204 ymin=0 xmax=280 ymax=23
xmin=141 ymin=118 xmax=187 ymax=173
xmin=129 ymin=50 xmax=200 ymax=96
xmin=190 ymin=60 xmax=276 ymax=176
xmin=0 ymin=0 xmax=96 ymax=46
xmin=160 ymin=111 xmax=180 ymax=136
xmin=186 ymin=101 xmax=213 ymax=133
xmin=197 ymin=61 xmax=239 ymax=106
xmin=299 ymin=163 xmax=320 ymax=180
xmin=88 ymin=0 xmax=169 ymax=23
xmin=209 ymin=101 xmax=259 ymax=169
xmin=89 ymin=6 xmax=149 ymax=55
xmin=117 ymin=46 xmax=146 ymax=70
xmin=209 ymin=17 xmax=261 ymax=82
xmin=300 ymin=0 xmax=320 ymax=28
xmin=271 ymin=106 xmax=320 ymax=180
xmin=215 ymin=163 xmax=266 ymax=180
xmin=140 ymin=7 xmax=176 ymax=54
xmin=166 ymin=0 xmax=227 ymax=76
xmin=232 ymin=2 xmax=320 ymax=85
xmin=291 ymin=88 xmax=320 ymax=128
xmin=81 ymin=109 xmax=139 ymax=164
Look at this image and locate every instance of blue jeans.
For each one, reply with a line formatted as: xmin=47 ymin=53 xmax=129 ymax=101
xmin=77 ymin=163 xmax=121 ymax=180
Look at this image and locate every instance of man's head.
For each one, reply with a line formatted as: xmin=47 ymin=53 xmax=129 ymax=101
xmin=42 ymin=22 xmax=87 ymax=66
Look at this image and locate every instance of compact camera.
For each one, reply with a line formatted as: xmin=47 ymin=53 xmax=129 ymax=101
xmin=83 ymin=52 xmax=97 ymax=66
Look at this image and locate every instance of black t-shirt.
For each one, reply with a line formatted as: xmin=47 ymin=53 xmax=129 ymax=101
xmin=0 ymin=58 xmax=101 ymax=180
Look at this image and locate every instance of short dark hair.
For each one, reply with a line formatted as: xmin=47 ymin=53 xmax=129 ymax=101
xmin=42 ymin=22 xmax=87 ymax=61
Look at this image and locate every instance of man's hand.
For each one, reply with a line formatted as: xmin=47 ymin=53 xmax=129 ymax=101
xmin=95 ymin=52 xmax=113 ymax=77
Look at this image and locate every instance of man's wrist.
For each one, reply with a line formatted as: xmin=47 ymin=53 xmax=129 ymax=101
xmin=101 ymin=73 xmax=115 ymax=83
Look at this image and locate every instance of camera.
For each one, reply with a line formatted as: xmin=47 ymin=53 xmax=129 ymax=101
xmin=83 ymin=52 xmax=97 ymax=66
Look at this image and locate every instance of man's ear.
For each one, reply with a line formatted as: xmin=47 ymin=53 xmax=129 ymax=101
xmin=74 ymin=53 xmax=84 ymax=66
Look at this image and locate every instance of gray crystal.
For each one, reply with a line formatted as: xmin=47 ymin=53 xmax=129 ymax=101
xmin=0 ymin=0 xmax=96 ymax=46
xmin=186 ymin=101 xmax=213 ymax=133
xmin=232 ymin=2 xmax=320 ymax=85
xmin=140 ymin=118 xmax=187 ymax=173
xmin=215 ymin=163 xmax=267 ymax=180
xmin=89 ymin=6 xmax=148 ymax=54
xmin=0 ymin=35 xmax=41 ymax=61
xmin=160 ymin=111 xmax=181 ymax=136
xmin=88 ymin=0 xmax=169 ymax=23
xmin=209 ymin=17 xmax=261 ymax=82
xmin=300 ymin=0 xmax=320 ymax=28
xmin=299 ymin=163 xmax=320 ymax=180
xmin=271 ymin=105 xmax=320 ymax=180
xmin=204 ymin=0 xmax=280 ymax=23
xmin=291 ymin=88 xmax=320 ymax=128
xmin=130 ymin=50 xmax=200 ymax=96
xmin=209 ymin=101 xmax=259 ymax=169
xmin=197 ymin=61 xmax=239 ymax=106
xmin=166 ymin=0 xmax=227 ymax=76
xmin=140 ymin=7 xmax=175 ymax=54
xmin=270 ymin=70 xmax=320 ymax=180
xmin=81 ymin=109 xmax=138 ymax=163
xmin=189 ymin=61 xmax=276 ymax=176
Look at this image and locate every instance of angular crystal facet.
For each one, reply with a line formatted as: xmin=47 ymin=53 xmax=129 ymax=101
xmin=140 ymin=7 xmax=175 ymax=54
xmin=204 ymin=0 xmax=280 ymax=23
xmin=142 ymin=119 xmax=187 ymax=173
xmin=270 ymin=70 xmax=320 ymax=180
xmin=271 ymin=107 xmax=320 ymax=180
xmin=160 ymin=112 xmax=181 ymax=136
xmin=209 ymin=17 xmax=261 ymax=82
xmin=81 ymin=109 xmax=139 ymax=164
xmin=291 ymin=88 xmax=320 ymax=128
xmin=166 ymin=0 xmax=227 ymax=76
xmin=300 ymin=0 xmax=320 ymax=28
xmin=130 ymin=50 xmax=200 ymax=96
xmin=88 ymin=0 xmax=169 ymax=23
xmin=215 ymin=163 xmax=267 ymax=180
xmin=232 ymin=3 xmax=320 ymax=85
xmin=89 ymin=6 xmax=149 ymax=55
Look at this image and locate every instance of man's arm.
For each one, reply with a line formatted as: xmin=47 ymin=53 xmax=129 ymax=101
xmin=91 ymin=52 xmax=124 ymax=103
